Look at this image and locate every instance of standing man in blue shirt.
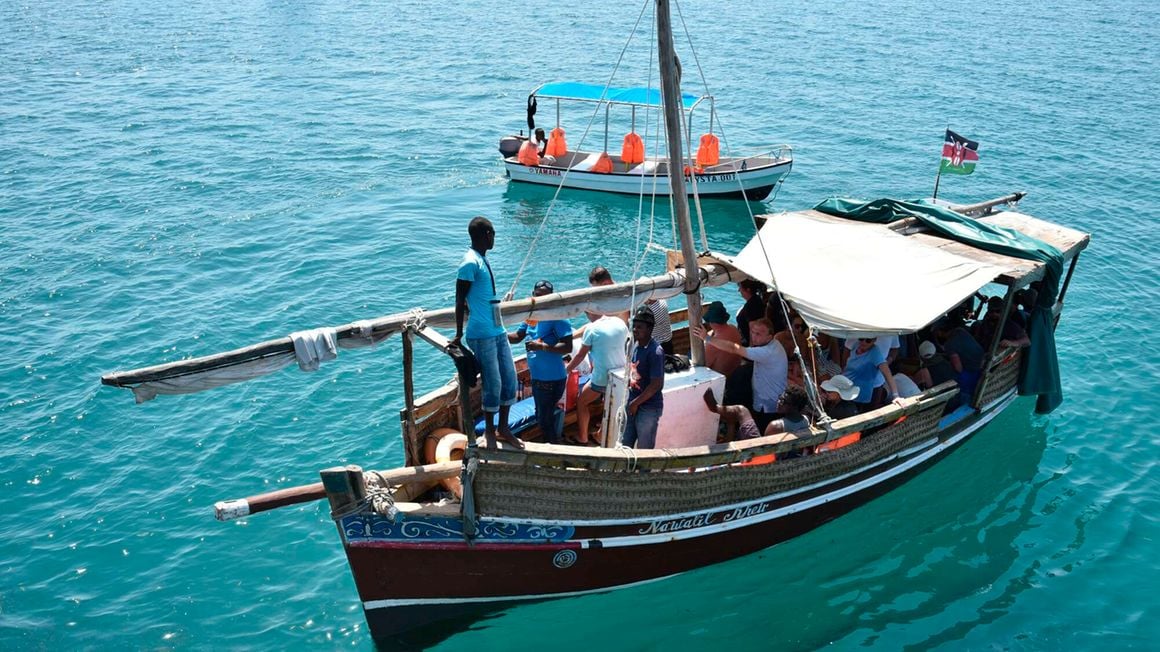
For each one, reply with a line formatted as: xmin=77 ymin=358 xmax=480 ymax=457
xmin=509 ymin=279 xmax=573 ymax=445
xmin=454 ymin=217 xmax=524 ymax=450
xmin=621 ymin=306 xmax=665 ymax=449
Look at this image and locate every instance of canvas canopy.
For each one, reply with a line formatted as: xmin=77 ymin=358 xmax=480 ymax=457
xmin=812 ymin=197 xmax=1070 ymax=414
xmin=731 ymin=211 xmax=1006 ymax=337
xmin=533 ymin=82 xmax=702 ymax=110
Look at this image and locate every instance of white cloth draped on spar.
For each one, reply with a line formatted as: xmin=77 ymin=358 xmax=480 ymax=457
xmin=731 ymin=211 xmax=1004 ymax=337
xmin=290 ymin=328 xmax=338 ymax=371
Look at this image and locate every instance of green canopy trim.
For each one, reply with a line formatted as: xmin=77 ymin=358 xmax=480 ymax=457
xmin=813 ymin=197 xmax=1064 ymax=414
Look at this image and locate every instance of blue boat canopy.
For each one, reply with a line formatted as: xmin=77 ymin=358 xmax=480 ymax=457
xmin=533 ymin=81 xmax=703 ymax=110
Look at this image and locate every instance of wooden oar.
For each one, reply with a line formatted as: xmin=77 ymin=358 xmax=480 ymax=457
xmin=213 ymin=461 xmax=462 ymax=521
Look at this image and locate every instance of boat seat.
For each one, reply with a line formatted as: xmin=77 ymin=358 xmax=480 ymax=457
xmin=629 ymin=160 xmax=661 ymax=175
xmin=573 ymin=152 xmax=605 ymax=172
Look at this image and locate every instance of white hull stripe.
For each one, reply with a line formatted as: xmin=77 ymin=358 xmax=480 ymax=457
xmin=362 ymin=573 xmax=682 ymax=611
xmin=594 ymin=392 xmax=1014 ymax=548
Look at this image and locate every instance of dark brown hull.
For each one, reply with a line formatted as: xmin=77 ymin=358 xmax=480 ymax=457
xmin=339 ymin=392 xmax=1017 ymax=642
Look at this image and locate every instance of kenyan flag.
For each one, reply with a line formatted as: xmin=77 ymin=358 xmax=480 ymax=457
xmin=940 ymin=129 xmax=979 ymax=175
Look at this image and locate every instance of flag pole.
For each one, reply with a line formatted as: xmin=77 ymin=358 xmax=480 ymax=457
xmin=931 ymin=123 xmax=948 ymax=201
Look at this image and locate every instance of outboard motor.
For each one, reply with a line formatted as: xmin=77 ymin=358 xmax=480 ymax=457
xmin=498 ymin=135 xmax=524 ymax=158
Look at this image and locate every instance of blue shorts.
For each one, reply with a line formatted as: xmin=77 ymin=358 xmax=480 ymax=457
xmin=585 ymin=381 xmax=606 ymax=394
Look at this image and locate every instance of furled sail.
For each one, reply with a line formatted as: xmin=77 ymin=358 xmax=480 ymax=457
xmin=102 ymin=265 xmax=733 ymax=402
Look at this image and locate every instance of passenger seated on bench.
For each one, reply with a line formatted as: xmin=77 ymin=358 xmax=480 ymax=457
xmin=933 ymin=318 xmax=985 ymax=398
xmin=764 ymin=385 xmax=811 ymax=438
xmin=843 ymin=336 xmax=903 ymax=412
xmin=1012 ymin=287 xmax=1038 ymax=329
xmin=841 ymin=333 xmax=899 ymax=369
xmin=819 ymin=374 xmax=860 ymax=420
xmin=893 ymin=372 xmax=922 ymax=398
xmin=533 ymin=128 xmax=557 ymax=166
xmin=972 ymin=296 xmax=1031 ymax=350
xmin=914 ymin=340 xmax=955 ymax=390
xmin=702 ymin=385 xmax=810 ymax=443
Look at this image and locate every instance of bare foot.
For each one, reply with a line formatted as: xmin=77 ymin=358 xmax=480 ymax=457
xmin=498 ymin=431 xmax=525 ymax=450
xmin=702 ymin=388 xmax=719 ymax=413
xmin=484 ymin=431 xmax=497 ymax=450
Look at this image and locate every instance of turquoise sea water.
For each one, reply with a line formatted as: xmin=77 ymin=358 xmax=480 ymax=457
xmin=2 ymin=0 xmax=1157 ymax=649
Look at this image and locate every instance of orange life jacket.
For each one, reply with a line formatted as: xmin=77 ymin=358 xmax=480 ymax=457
xmin=546 ymin=127 xmax=568 ymax=157
xmin=621 ymin=132 xmax=644 ymax=165
xmin=740 ymin=453 xmax=777 ymax=466
xmin=696 ymin=133 xmax=720 ymax=167
xmin=815 ymin=431 xmax=861 ymax=453
xmin=591 ymin=152 xmax=613 ymax=174
xmin=518 ymin=139 xmax=540 ymax=166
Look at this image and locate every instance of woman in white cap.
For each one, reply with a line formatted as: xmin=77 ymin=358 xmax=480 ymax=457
xmin=914 ymin=340 xmax=955 ymax=390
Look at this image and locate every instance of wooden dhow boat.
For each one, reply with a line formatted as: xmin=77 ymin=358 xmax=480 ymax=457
xmin=101 ymin=196 xmax=1088 ymax=641
xmin=100 ymin=1 xmax=1090 ymax=644
xmin=499 ymin=82 xmax=792 ymax=200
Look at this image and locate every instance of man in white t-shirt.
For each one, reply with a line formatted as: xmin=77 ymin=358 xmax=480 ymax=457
xmin=694 ymin=317 xmax=787 ymax=430
xmin=565 ymin=314 xmax=629 ymax=445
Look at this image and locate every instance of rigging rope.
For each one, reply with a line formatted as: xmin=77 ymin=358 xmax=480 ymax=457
xmin=508 ymin=0 xmax=653 ymax=298
xmin=673 ymin=0 xmax=826 ymax=421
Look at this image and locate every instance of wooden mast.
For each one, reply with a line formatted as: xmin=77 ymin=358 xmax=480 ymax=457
xmin=656 ymin=0 xmax=705 ymax=366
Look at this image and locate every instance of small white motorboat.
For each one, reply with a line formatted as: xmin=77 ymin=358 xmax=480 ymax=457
xmin=499 ymin=82 xmax=792 ymax=200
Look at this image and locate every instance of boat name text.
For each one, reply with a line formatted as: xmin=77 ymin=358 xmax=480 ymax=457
xmin=638 ymin=502 xmax=771 ymax=535
xmin=639 ymin=513 xmax=714 ymax=534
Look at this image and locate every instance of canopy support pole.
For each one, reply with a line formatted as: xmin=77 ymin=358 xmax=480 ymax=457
xmin=972 ymin=286 xmax=1017 ymax=408
xmin=604 ymin=103 xmax=610 ymax=152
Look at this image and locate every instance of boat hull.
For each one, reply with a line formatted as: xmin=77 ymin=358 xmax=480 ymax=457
xmin=503 ymin=157 xmax=791 ymax=200
xmin=339 ymin=391 xmax=1016 ymax=642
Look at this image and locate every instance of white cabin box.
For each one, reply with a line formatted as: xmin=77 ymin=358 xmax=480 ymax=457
xmin=603 ymin=365 xmax=725 ymax=449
